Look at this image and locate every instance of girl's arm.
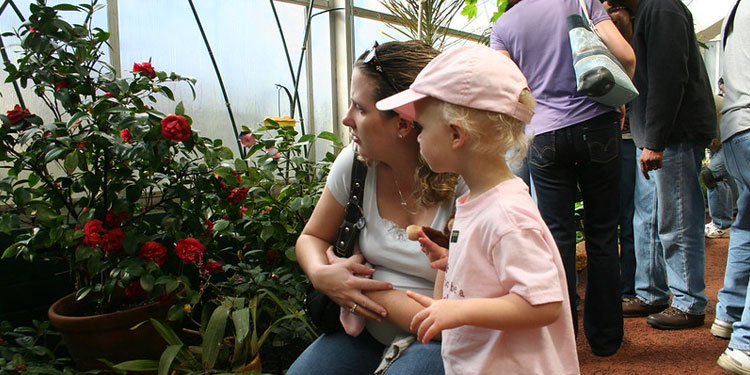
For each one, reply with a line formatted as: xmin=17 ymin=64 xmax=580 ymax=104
xmin=296 ymin=187 xmax=393 ymax=321
xmin=407 ymin=292 xmax=562 ymax=343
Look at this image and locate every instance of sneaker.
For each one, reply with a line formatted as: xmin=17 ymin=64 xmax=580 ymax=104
xmin=646 ymin=306 xmax=705 ymax=330
xmin=712 ymin=319 xmax=733 ymax=339
xmin=622 ymin=297 xmax=668 ymax=318
xmin=718 ymin=347 xmax=750 ymax=375
xmin=706 ymin=222 xmax=730 ymax=238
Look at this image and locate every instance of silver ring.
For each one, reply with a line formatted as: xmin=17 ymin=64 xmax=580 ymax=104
xmin=350 ymin=303 xmax=358 ymax=313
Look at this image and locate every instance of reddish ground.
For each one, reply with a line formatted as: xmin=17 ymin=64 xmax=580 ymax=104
xmin=576 ymin=237 xmax=732 ymax=374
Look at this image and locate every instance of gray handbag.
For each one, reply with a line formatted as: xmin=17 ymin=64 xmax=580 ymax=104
xmin=567 ymin=0 xmax=638 ymax=107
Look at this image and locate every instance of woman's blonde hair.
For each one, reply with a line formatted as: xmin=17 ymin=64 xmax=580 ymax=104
xmin=433 ymin=89 xmax=536 ymax=166
xmin=354 ymin=40 xmax=457 ymax=207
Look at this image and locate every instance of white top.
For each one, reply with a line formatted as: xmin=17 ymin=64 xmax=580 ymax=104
xmin=442 ymin=178 xmax=579 ymax=375
xmin=327 ymin=144 xmax=460 ymax=344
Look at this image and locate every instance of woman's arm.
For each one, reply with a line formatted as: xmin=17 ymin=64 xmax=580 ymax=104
xmin=407 ymin=292 xmax=562 ymax=343
xmin=296 ymin=187 xmax=393 ymax=320
xmin=596 ymin=19 xmax=636 ymax=78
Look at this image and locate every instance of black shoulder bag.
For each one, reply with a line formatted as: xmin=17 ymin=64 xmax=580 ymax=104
xmin=304 ymin=153 xmax=367 ymax=334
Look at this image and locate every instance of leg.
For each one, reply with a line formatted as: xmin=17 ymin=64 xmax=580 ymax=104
xmin=575 ymin=113 xmax=624 ymax=356
xmin=707 ymin=149 xmax=734 ymax=230
xmin=632 ymin=148 xmax=670 ymax=305
xmin=286 ymin=330 xmax=384 ymax=375
xmin=383 ymin=341 xmax=444 ymax=375
xmin=528 ymin=128 xmax=579 ymax=333
xmin=619 ymin=138 xmax=637 ymax=298
xmin=717 ymin=131 xmax=750 ymax=344
xmin=653 ymin=139 xmax=708 ymax=315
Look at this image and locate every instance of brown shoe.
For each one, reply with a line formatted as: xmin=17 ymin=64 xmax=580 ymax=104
xmin=622 ymin=297 xmax=668 ymax=317
xmin=646 ymin=307 xmax=705 ymax=330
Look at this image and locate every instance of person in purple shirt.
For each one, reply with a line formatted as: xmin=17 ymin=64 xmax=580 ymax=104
xmin=491 ymin=0 xmax=635 ymax=357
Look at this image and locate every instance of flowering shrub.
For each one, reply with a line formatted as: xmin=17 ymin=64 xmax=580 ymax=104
xmin=0 ymin=2 xmax=240 ymax=312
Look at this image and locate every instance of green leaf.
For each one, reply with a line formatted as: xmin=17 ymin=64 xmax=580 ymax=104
xmin=216 ymin=146 xmax=234 ymax=160
xmin=234 ymin=159 xmax=248 ymax=172
xmin=231 ymin=308 xmax=250 ymax=343
xmin=63 ymin=152 xmax=78 ymax=174
xmin=34 ymin=204 xmax=59 ymax=224
xmin=316 ymin=131 xmax=341 ymax=144
xmin=66 ymin=111 xmax=89 ymax=129
xmin=158 ymin=345 xmax=183 ymax=375
xmin=175 ymin=101 xmax=185 ymax=116
xmin=2 ymin=242 xmax=24 ymax=259
xmin=44 ymin=147 xmax=68 ymax=163
xmin=213 ymin=219 xmax=230 ymax=232
xmin=112 ymin=360 xmax=159 ymax=371
xmin=260 ymin=226 xmax=274 ymax=242
xmin=202 ymin=304 xmax=231 ymax=369
xmin=141 ymin=274 xmax=155 ymax=292
xmin=159 ymin=86 xmax=175 ymax=101
xmin=126 ymin=184 xmax=142 ymax=202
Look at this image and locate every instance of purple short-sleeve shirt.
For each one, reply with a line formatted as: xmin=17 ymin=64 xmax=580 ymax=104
xmin=491 ymin=0 xmax=613 ymax=135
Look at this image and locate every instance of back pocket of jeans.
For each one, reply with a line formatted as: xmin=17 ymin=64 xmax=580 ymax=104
xmin=586 ymin=125 xmax=619 ymax=163
xmin=529 ymin=134 xmax=555 ymax=168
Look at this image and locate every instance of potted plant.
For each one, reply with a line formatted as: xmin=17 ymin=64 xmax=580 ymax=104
xmin=0 ymin=1 xmax=245 ymax=368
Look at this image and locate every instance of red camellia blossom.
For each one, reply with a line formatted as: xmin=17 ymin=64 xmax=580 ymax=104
xmin=82 ymin=219 xmax=105 ymax=247
xmin=6 ymin=104 xmax=32 ymax=125
xmin=161 ymin=114 xmax=191 ymax=142
xmin=202 ymin=260 xmax=223 ymax=274
xmin=78 ymin=141 xmax=86 ymax=150
xmin=102 ymin=92 xmax=113 ymax=98
xmin=120 ymin=128 xmax=132 ymax=142
xmin=265 ymin=147 xmax=281 ymax=159
xmin=125 ymin=281 xmax=147 ymax=299
xmin=175 ymin=238 xmax=205 ymax=264
xmin=55 ymin=80 xmax=69 ymax=90
xmin=101 ymin=227 xmax=125 ymax=254
xmin=227 ymin=187 xmax=249 ymax=204
xmin=133 ymin=62 xmax=156 ymax=79
xmin=105 ymin=210 xmax=128 ymax=228
xmin=239 ymin=132 xmax=257 ymax=148
xmin=139 ymin=241 xmax=168 ymax=266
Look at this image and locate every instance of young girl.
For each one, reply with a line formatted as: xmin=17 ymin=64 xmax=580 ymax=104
xmin=377 ymin=45 xmax=580 ymax=375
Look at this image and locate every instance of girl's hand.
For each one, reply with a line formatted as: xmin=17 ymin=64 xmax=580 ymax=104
xmin=407 ymin=291 xmax=462 ymax=343
xmin=318 ymin=246 xmax=392 ymax=320
xmin=416 ymin=230 xmax=449 ymax=270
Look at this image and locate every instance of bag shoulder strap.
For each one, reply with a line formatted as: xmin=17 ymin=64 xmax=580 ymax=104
xmin=577 ymin=0 xmax=601 ymax=38
xmin=333 ymin=153 xmax=367 ymax=257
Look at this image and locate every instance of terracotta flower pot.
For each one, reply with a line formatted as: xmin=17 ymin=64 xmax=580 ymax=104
xmin=48 ymin=292 xmax=171 ymax=370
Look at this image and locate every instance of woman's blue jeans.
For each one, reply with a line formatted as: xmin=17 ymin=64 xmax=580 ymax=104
xmin=715 ymin=129 xmax=750 ymax=349
xmin=286 ymin=330 xmax=444 ymax=375
xmin=632 ymin=139 xmax=707 ymax=314
xmin=528 ymin=111 xmax=623 ymax=355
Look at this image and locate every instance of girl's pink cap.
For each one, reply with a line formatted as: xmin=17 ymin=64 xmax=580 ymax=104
xmin=376 ymin=45 xmax=534 ymax=124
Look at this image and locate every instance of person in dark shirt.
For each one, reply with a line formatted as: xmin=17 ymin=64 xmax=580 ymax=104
xmin=620 ymin=0 xmax=716 ymax=330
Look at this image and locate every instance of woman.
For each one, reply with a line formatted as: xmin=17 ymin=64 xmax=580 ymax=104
xmin=288 ymin=40 xmax=458 ymax=375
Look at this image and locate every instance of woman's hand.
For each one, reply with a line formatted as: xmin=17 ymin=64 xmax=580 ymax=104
xmin=313 ymin=247 xmax=393 ymax=321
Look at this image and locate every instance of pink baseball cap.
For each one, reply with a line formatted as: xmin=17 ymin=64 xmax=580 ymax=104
xmin=376 ymin=45 xmax=534 ymax=124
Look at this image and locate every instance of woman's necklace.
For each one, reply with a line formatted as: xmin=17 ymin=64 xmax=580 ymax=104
xmin=393 ymin=177 xmax=418 ymax=215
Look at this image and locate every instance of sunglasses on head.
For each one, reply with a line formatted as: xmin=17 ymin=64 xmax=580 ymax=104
xmin=606 ymin=6 xmax=628 ymax=14
xmin=362 ymin=41 xmax=399 ymax=93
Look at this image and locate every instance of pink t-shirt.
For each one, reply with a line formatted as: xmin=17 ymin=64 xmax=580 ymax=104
xmin=441 ymin=178 xmax=579 ymax=375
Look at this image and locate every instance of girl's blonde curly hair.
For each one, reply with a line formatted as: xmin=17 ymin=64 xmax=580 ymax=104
xmin=354 ymin=40 xmax=458 ymax=208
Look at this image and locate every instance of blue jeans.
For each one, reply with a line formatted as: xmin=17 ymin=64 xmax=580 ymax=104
xmin=715 ymin=129 xmax=750 ymax=350
xmin=286 ymin=330 xmax=444 ymax=375
xmin=620 ymin=138 xmax=636 ymax=298
xmin=707 ymin=148 xmax=738 ymax=229
xmin=632 ymin=139 xmax=707 ymax=314
xmin=528 ymin=112 xmax=623 ymax=354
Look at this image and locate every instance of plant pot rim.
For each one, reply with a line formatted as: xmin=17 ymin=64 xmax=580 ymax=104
xmin=48 ymin=292 xmax=172 ymax=332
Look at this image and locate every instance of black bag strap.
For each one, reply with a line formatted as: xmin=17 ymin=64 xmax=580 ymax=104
xmin=333 ymin=153 xmax=367 ymax=257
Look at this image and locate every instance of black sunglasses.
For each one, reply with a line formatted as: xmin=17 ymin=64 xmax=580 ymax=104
xmin=606 ymin=6 xmax=628 ymax=14
xmin=362 ymin=42 xmax=399 ymax=93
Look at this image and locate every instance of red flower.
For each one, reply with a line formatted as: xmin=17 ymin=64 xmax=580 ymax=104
xmin=133 ymin=62 xmax=156 ymax=79
xmin=202 ymin=260 xmax=223 ymax=274
xmin=125 ymin=281 xmax=147 ymax=299
xmin=82 ymin=219 xmax=105 ymax=247
xmin=240 ymin=205 xmax=248 ymax=216
xmin=161 ymin=114 xmax=191 ymax=142
xmin=0 ymin=338 xmax=7 ymax=345
xmin=101 ymin=227 xmax=125 ymax=254
xmin=175 ymin=238 xmax=205 ymax=264
xmin=239 ymin=132 xmax=257 ymax=147
xmin=139 ymin=241 xmax=167 ymax=266
xmin=28 ymin=26 xmax=37 ymax=33
xmin=78 ymin=141 xmax=86 ymax=150
xmin=6 ymin=104 xmax=32 ymax=125
xmin=105 ymin=211 xmax=128 ymax=228
xmin=102 ymin=92 xmax=113 ymax=98
xmin=265 ymin=147 xmax=281 ymax=159
xmin=120 ymin=128 xmax=132 ymax=142
xmin=55 ymin=80 xmax=69 ymax=90
xmin=227 ymin=187 xmax=249 ymax=204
